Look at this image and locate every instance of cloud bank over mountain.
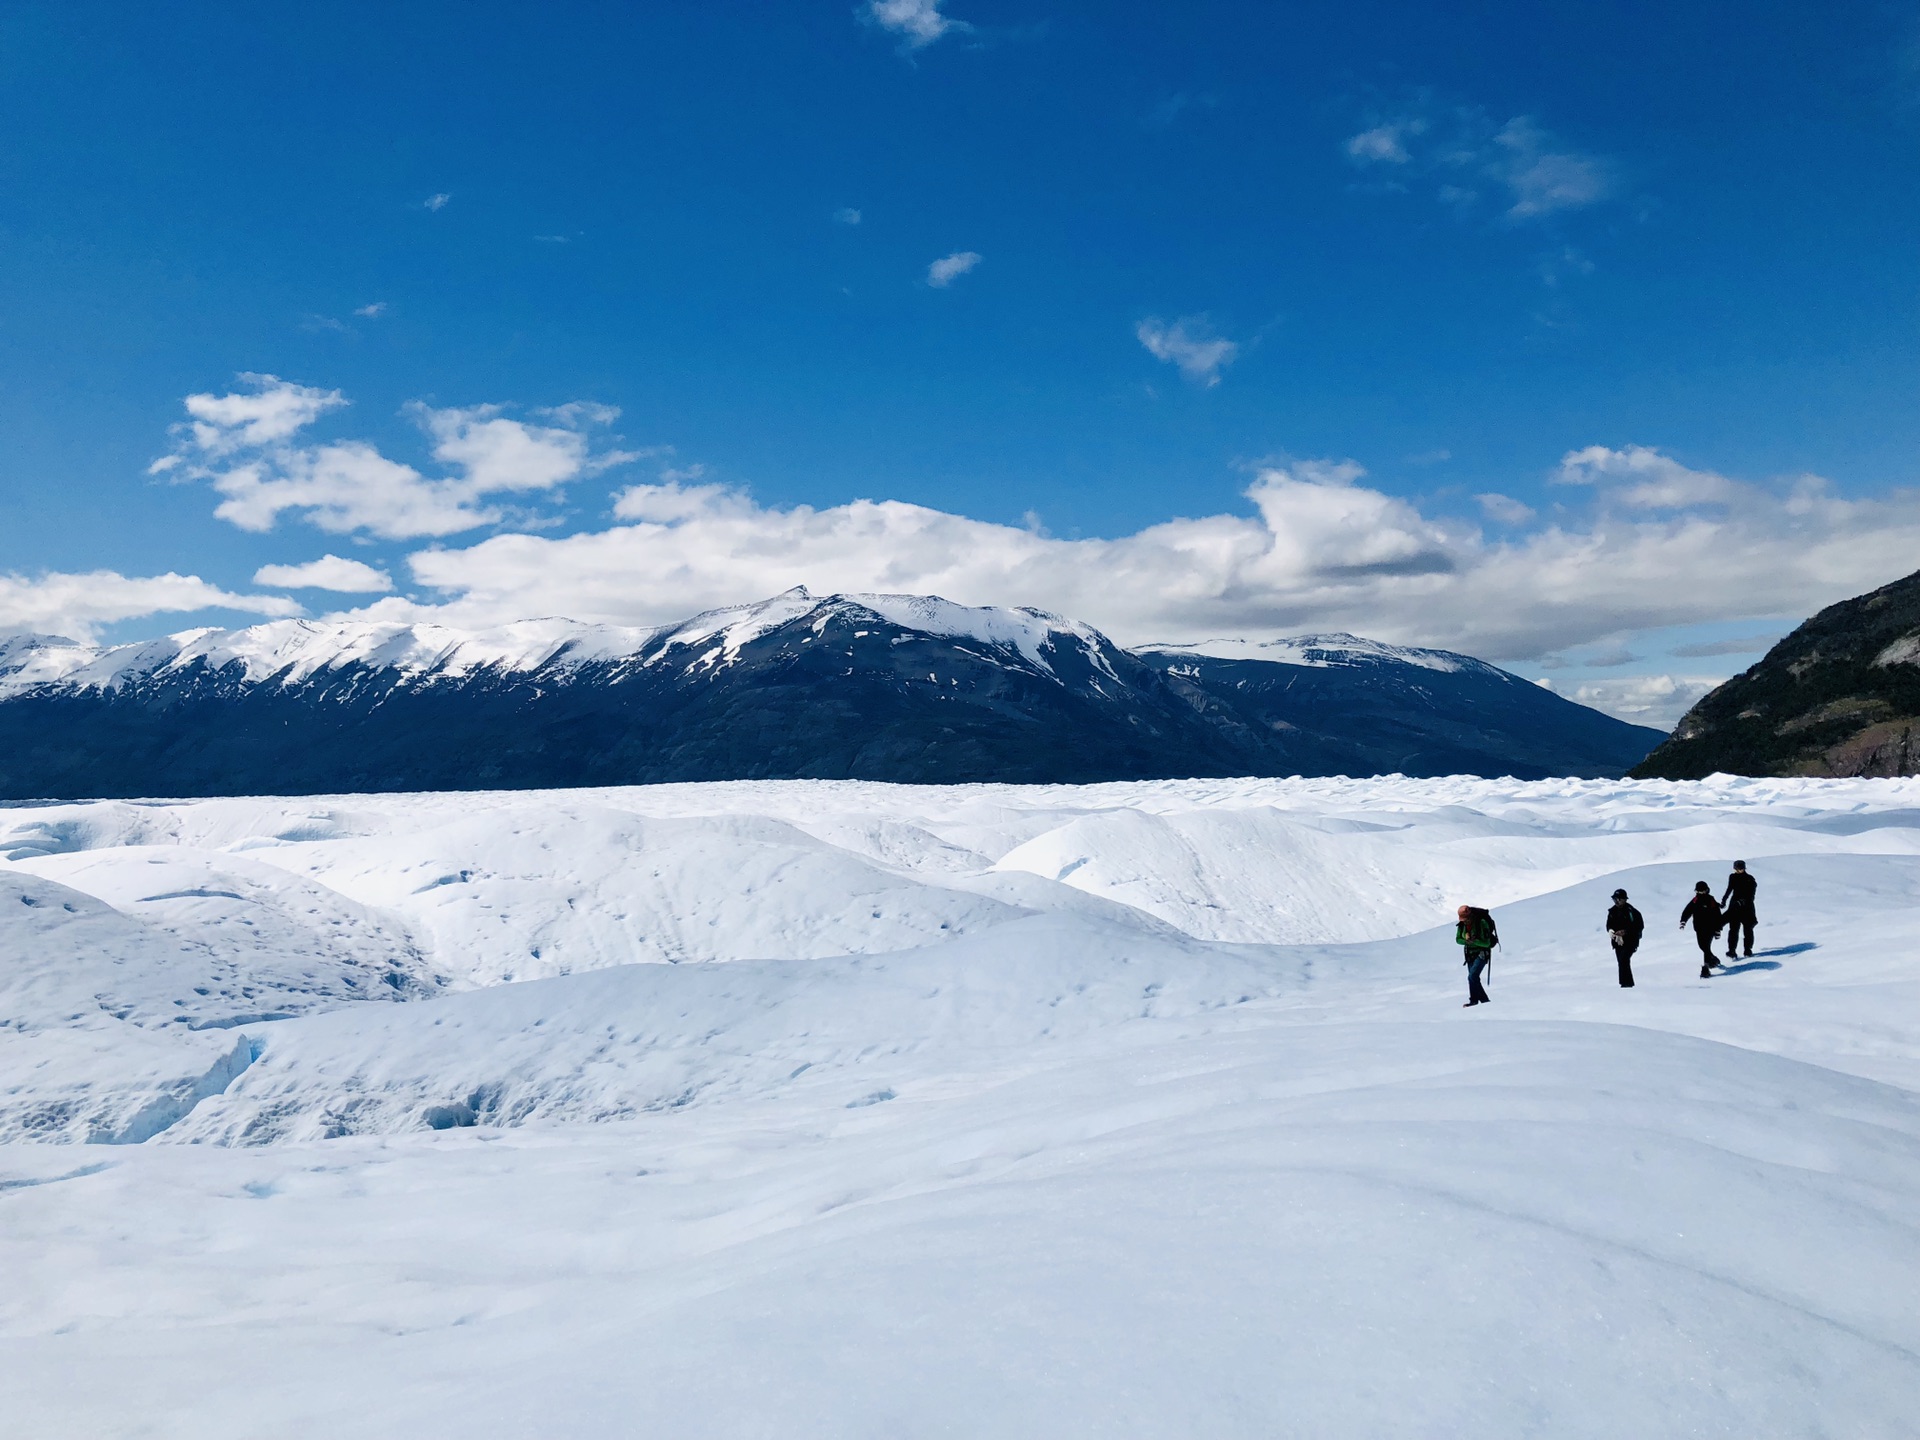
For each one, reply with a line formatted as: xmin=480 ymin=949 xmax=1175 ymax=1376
xmin=358 ymin=450 xmax=1918 ymax=668
xmin=9 ymin=376 xmax=1919 ymax=730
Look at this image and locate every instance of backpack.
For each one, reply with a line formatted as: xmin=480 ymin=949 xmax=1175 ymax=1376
xmin=1463 ymin=907 xmax=1498 ymax=948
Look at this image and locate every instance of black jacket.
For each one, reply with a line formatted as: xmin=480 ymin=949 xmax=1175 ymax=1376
xmin=1721 ymin=871 xmax=1757 ymax=917
xmin=1681 ymin=894 xmax=1724 ymax=933
xmin=1606 ymin=902 xmax=1644 ymax=949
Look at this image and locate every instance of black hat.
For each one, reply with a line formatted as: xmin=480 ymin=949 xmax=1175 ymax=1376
xmin=1694 ymin=881 xmax=1710 ymax=892
xmin=1611 ymin=888 xmax=1628 ymax=900
xmin=1733 ymin=860 xmax=1746 ymax=870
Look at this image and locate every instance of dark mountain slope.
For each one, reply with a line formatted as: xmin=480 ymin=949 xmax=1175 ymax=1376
xmin=1633 ymin=568 xmax=1920 ymax=779
xmin=1139 ymin=636 xmax=1661 ymax=780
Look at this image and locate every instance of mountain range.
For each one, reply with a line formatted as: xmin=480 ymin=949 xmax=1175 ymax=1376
xmin=0 ymin=589 xmax=1662 ymax=798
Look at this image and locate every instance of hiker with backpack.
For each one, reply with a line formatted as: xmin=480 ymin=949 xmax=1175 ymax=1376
xmin=1455 ymin=904 xmax=1499 ymax=1006
xmin=1720 ymin=860 xmax=1758 ymax=960
xmin=1606 ymin=888 xmax=1644 ymax=988
xmin=1679 ymin=882 xmax=1725 ymax=978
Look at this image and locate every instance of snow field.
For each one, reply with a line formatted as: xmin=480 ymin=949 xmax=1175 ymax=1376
xmin=1 ymin=775 xmax=1919 ymax=1435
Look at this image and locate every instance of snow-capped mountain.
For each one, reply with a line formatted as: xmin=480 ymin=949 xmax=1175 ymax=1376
xmin=0 ymin=589 xmax=1661 ymax=797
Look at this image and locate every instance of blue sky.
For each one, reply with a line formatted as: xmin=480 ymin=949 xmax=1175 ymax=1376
xmin=3 ymin=0 xmax=1919 ymax=725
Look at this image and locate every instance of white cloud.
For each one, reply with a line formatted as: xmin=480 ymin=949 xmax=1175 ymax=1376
xmin=1346 ymin=104 xmax=1614 ymax=221
xmin=1555 ymin=445 xmax=1742 ymax=509
xmin=0 ymin=570 xmax=302 ymax=643
xmin=1537 ymin=246 xmax=1595 ymax=288
xmin=1476 ymin=493 xmax=1535 ymax=525
xmin=834 ymin=207 xmax=862 ymax=226
xmin=424 ymin=193 xmax=451 ymax=211
xmin=333 ymin=448 xmax=1920 ymax=675
xmin=1492 ymin=119 xmax=1612 ymax=217
xmin=151 ymin=375 xmax=638 ymax=540
xmin=353 ymin=302 xmax=388 ymax=318
xmin=148 ymin=374 xmax=345 ymax=466
xmin=251 ymin=555 xmax=393 ymax=593
xmin=866 ymin=0 xmax=967 ymax=49
xmin=1136 ymin=316 xmax=1239 ymax=387
xmin=1534 ymin=674 xmax=1720 ymax=731
xmin=927 ymin=251 xmax=982 ymax=287
xmin=1344 ymin=120 xmax=1425 ymax=164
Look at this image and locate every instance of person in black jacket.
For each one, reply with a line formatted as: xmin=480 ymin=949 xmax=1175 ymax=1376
xmin=1606 ymin=888 xmax=1643 ymax=987
xmin=1679 ymin=882 xmax=1724 ymax=978
xmin=1720 ymin=860 xmax=1758 ymax=959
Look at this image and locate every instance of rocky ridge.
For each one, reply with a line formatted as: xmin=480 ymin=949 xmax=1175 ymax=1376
xmin=1633 ymin=567 xmax=1920 ymax=778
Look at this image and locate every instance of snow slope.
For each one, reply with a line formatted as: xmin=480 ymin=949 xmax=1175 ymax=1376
xmin=2 ymin=775 xmax=1919 ymax=1436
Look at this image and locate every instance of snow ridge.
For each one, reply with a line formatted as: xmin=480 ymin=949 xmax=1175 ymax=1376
xmin=0 ymin=589 xmax=1129 ymax=697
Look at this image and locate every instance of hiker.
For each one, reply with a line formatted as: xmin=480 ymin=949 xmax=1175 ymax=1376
xmin=1606 ymin=888 xmax=1644 ymax=988
xmin=1455 ymin=903 xmax=1499 ymax=1006
xmin=1720 ymin=860 xmax=1758 ymax=960
xmin=1679 ymin=882 xmax=1725 ymax=978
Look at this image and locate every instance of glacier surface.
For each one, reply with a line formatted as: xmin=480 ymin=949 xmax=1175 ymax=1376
xmin=1 ymin=774 xmax=1917 ymax=1436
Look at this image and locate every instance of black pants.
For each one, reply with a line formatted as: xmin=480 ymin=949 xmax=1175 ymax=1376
xmin=1724 ymin=912 xmax=1755 ymax=956
xmin=1465 ymin=949 xmax=1490 ymax=1004
xmin=1614 ymin=943 xmax=1636 ymax=987
xmin=1693 ymin=926 xmax=1719 ymax=971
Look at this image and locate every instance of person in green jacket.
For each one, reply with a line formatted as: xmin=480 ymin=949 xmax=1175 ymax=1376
xmin=1455 ymin=904 xmax=1499 ymax=1006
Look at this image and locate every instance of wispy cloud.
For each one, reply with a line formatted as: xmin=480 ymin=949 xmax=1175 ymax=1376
xmin=1142 ymin=93 xmax=1220 ymax=132
xmin=927 ymin=250 xmax=982 ymax=287
xmin=1493 ymin=119 xmax=1612 ymax=217
xmin=1136 ymin=316 xmax=1239 ymax=387
xmin=1536 ymin=247 xmax=1595 ymax=288
xmin=1670 ymin=633 xmax=1782 ymax=659
xmin=149 ymin=375 xmax=639 ymax=540
xmin=1475 ymin=493 xmax=1535 ymax=525
xmin=833 ymin=207 xmax=863 ymax=226
xmin=424 ymin=193 xmax=451 ymax=212
xmin=252 ymin=555 xmax=394 ymax=593
xmin=865 ymin=0 xmax=969 ymax=50
xmin=1345 ymin=101 xmax=1616 ymax=221
xmin=0 ymin=569 xmax=301 ymax=642
xmin=353 ymin=302 xmax=388 ymax=319
xmin=1344 ymin=119 xmax=1426 ymax=165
